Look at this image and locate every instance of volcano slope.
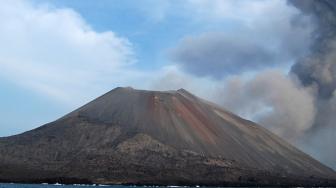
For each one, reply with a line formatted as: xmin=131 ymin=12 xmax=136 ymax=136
xmin=0 ymin=87 xmax=336 ymax=186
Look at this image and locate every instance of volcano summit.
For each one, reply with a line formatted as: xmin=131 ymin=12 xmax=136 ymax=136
xmin=0 ymin=87 xmax=335 ymax=186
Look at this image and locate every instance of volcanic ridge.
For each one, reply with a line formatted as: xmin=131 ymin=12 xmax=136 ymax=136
xmin=0 ymin=87 xmax=335 ymax=186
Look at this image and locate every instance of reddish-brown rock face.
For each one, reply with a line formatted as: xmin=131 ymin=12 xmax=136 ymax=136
xmin=0 ymin=87 xmax=335 ymax=186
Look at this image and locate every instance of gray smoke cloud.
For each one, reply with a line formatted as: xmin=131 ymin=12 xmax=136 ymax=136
xmin=290 ymin=0 xmax=336 ymax=99
xmin=162 ymin=0 xmax=336 ymax=169
xmin=171 ymin=33 xmax=277 ymax=78
xmin=215 ymin=70 xmax=316 ymax=142
xmin=170 ymin=6 xmax=313 ymax=78
xmin=216 ymin=0 xmax=336 ymax=169
xmin=287 ymin=0 xmax=336 ymax=169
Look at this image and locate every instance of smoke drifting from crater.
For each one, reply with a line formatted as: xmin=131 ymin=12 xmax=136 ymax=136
xmin=213 ymin=0 xmax=336 ymax=169
xmin=289 ymin=0 xmax=336 ymax=99
xmin=287 ymin=0 xmax=336 ymax=169
xmin=219 ymin=0 xmax=336 ymax=169
xmin=216 ymin=70 xmax=316 ymax=142
xmin=162 ymin=0 xmax=336 ymax=169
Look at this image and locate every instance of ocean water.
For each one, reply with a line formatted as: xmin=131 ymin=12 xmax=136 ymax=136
xmin=0 ymin=184 xmax=143 ymax=188
xmin=0 ymin=184 xmax=200 ymax=188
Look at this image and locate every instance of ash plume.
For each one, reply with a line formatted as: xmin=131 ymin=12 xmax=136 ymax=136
xmin=159 ymin=0 xmax=336 ymax=170
xmin=289 ymin=0 xmax=336 ymax=99
xmin=288 ymin=0 xmax=336 ymax=169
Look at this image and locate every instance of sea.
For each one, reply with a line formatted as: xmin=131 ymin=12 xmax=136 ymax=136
xmin=0 ymin=184 xmax=124 ymax=188
xmin=0 ymin=184 xmax=165 ymax=188
xmin=0 ymin=184 xmax=205 ymax=188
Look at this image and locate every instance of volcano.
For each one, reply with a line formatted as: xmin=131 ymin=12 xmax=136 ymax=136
xmin=0 ymin=87 xmax=335 ymax=186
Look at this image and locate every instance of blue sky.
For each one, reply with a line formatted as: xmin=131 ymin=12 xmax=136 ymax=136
xmin=0 ymin=0 xmax=312 ymax=137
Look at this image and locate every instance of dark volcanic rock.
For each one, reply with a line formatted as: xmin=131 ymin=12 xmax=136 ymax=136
xmin=0 ymin=87 xmax=335 ymax=186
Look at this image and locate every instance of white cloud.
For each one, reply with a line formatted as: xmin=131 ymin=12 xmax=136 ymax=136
xmin=0 ymin=0 xmax=136 ymax=105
